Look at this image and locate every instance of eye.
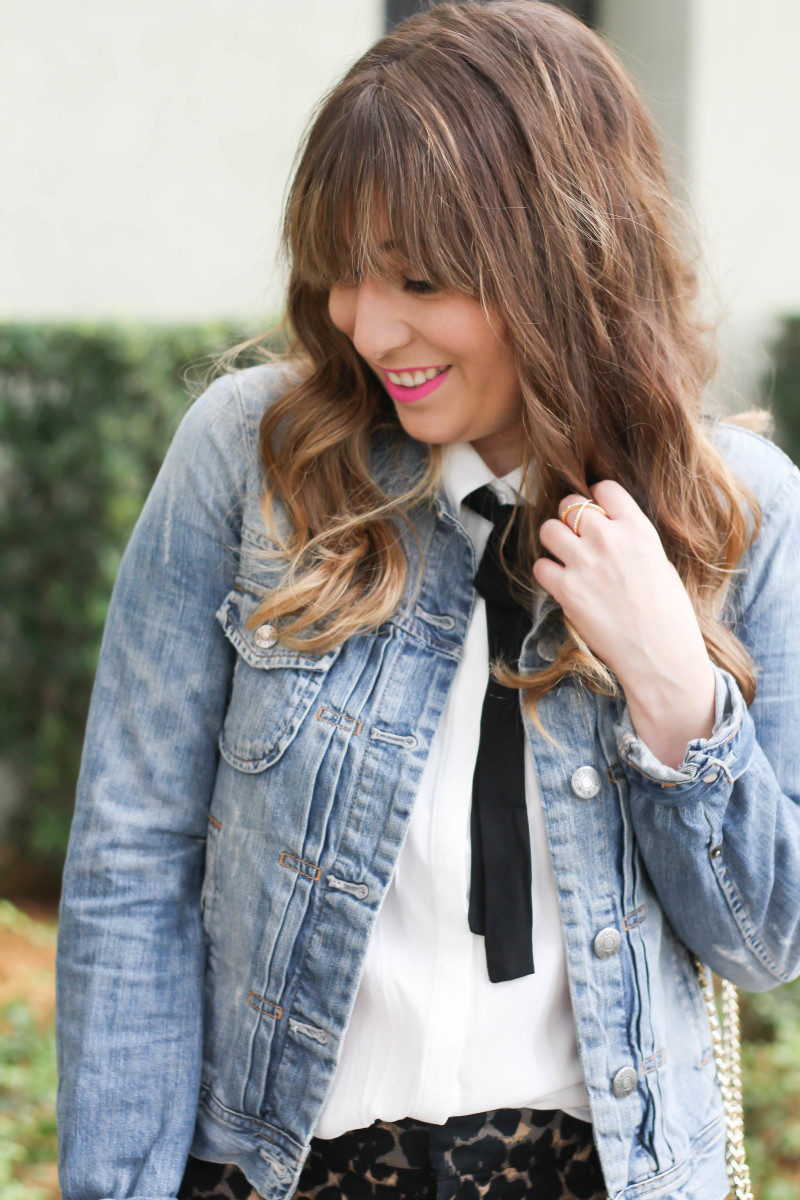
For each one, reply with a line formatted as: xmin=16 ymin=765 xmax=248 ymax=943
xmin=401 ymin=277 xmax=439 ymax=295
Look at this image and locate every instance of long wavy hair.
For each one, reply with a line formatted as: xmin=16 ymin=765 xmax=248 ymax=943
xmin=214 ymin=0 xmax=772 ymax=744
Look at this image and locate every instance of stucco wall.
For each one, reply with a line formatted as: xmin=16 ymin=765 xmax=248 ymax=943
xmin=1 ymin=0 xmax=381 ymax=320
xmin=600 ymin=0 xmax=800 ymax=407
xmin=4 ymin=0 xmax=799 ymax=412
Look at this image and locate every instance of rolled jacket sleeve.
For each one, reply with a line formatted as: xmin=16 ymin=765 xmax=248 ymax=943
xmin=56 ymin=373 xmax=248 ymax=1200
xmin=611 ymin=461 xmax=800 ymax=991
xmin=613 ymin=659 xmax=752 ymax=790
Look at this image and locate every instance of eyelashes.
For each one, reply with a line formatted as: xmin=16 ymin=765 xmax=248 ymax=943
xmin=401 ymin=278 xmax=439 ymax=295
xmin=329 ymin=273 xmax=439 ymax=295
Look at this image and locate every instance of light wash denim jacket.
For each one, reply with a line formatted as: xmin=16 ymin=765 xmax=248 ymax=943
xmin=56 ymin=363 xmax=800 ymax=1200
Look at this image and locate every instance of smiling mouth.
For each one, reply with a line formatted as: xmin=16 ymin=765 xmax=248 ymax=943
xmin=381 ymin=365 xmax=452 ymax=404
xmin=383 ymin=365 xmax=450 ymax=387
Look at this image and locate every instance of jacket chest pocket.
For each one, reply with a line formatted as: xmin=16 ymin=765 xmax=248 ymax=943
xmin=215 ymin=587 xmax=343 ymax=772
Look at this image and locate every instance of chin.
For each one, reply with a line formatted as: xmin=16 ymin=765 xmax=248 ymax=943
xmin=394 ymin=410 xmax=463 ymax=440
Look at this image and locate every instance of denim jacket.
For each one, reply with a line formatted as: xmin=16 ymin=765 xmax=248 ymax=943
xmin=56 ymin=363 xmax=800 ymax=1200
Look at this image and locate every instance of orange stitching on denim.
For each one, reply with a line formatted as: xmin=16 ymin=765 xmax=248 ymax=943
xmin=255 ymin=1130 xmax=302 ymax=1164
xmin=623 ymin=904 xmax=647 ymax=930
xmin=197 ymin=1083 xmax=301 ymax=1163
xmin=698 ymin=1050 xmax=714 ymax=1069
xmin=606 ymin=763 xmax=626 ymax=782
xmin=256 ymin=1132 xmax=286 ymax=1147
xmin=642 ymin=1049 xmax=665 ymax=1073
xmin=316 ymin=706 xmax=362 ymax=735
xmin=336 ymin=631 xmax=406 ymax=849
xmin=207 ymin=814 xmax=222 ymax=830
xmin=279 ymin=850 xmax=322 ymax=881
xmin=247 ymin=992 xmax=283 ymax=1019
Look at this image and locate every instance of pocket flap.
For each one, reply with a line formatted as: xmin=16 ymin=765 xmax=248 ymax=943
xmin=214 ymin=588 xmax=344 ymax=773
xmin=215 ymin=587 xmax=343 ymax=672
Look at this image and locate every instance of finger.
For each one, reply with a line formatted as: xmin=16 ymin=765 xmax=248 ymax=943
xmin=532 ymin=553 xmax=565 ymax=600
xmin=539 ymin=517 xmax=583 ymax=563
xmin=588 ymin=479 xmax=642 ymax=521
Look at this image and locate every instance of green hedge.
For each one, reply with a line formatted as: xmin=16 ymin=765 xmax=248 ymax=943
xmin=0 ymin=321 xmax=280 ymax=879
xmin=740 ymin=310 xmax=800 ymax=1193
xmin=764 ymin=315 xmax=800 ymax=467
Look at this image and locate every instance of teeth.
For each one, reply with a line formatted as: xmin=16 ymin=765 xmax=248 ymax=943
xmin=387 ymin=366 xmax=447 ymax=387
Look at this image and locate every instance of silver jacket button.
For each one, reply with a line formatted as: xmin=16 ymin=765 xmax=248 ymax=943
xmin=593 ymin=927 xmax=621 ymax=959
xmin=254 ymin=623 xmax=277 ymax=649
xmin=612 ymin=1066 xmax=639 ymax=1098
xmin=571 ymin=765 xmax=601 ymax=799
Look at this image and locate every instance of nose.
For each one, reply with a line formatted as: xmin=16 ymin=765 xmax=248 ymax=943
xmin=334 ymin=275 xmax=414 ymax=366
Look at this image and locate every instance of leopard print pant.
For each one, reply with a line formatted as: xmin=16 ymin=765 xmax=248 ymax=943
xmin=179 ymin=1106 xmax=608 ymax=1199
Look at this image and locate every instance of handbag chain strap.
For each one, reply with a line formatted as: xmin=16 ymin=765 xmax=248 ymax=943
xmin=693 ymin=955 xmax=755 ymax=1200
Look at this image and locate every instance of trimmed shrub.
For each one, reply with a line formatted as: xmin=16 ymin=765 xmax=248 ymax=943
xmin=0 ymin=321 xmax=279 ymax=882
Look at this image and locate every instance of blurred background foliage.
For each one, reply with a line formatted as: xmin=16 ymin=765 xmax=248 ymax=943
xmin=0 ymin=320 xmax=282 ymax=892
xmin=0 ymin=902 xmax=57 ymax=1200
xmin=766 ymin=315 xmax=800 ymax=463
xmin=0 ymin=317 xmax=799 ymax=1199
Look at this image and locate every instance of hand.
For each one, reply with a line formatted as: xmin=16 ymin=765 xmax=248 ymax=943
xmin=532 ymin=479 xmax=716 ymax=767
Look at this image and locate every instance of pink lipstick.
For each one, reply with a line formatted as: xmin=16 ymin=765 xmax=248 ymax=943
xmin=381 ymin=366 xmax=451 ymax=404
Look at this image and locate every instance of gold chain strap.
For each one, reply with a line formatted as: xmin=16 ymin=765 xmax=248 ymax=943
xmin=693 ymin=956 xmax=755 ymax=1200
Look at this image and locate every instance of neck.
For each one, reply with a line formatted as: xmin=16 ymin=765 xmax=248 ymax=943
xmin=472 ymin=444 xmax=523 ymax=477
xmin=470 ymin=424 xmax=525 ymax=477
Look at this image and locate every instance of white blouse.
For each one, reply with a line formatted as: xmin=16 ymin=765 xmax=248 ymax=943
xmin=313 ymin=439 xmax=591 ymax=1139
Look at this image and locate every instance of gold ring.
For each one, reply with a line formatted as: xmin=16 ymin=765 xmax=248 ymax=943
xmin=560 ymin=500 xmax=608 ymax=536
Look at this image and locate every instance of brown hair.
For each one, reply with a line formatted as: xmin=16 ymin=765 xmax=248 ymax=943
xmin=215 ymin=0 xmax=771 ymax=744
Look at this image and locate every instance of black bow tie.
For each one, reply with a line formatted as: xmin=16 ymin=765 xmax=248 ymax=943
xmin=462 ymin=484 xmax=534 ymax=983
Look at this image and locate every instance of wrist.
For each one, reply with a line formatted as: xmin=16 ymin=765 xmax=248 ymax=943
xmin=623 ymin=653 xmax=714 ymax=713
xmin=621 ymin=657 xmax=717 ymax=769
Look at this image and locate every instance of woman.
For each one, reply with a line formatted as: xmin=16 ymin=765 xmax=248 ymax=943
xmin=56 ymin=3 xmax=800 ymax=1199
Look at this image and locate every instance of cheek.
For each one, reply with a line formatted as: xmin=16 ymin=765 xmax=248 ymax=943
xmin=482 ymin=317 xmax=516 ymax=379
xmin=327 ymin=287 xmax=353 ymax=337
xmin=468 ymin=330 xmax=515 ymax=383
xmin=438 ymin=300 xmax=509 ymax=370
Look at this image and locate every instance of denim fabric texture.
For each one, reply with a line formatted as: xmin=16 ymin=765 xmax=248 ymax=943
xmin=56 ymin=363 xmax=800 ymax=1200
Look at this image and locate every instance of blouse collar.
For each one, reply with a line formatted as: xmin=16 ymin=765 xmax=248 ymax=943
xmin=440 ymin=440 xmax=525 ymax=514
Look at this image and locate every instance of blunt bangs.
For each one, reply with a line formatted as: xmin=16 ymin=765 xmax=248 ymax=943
xmin=286 ymin=75 xmax=481 ymax=298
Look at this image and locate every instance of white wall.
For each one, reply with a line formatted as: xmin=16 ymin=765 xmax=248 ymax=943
xmin=600 ymin=0 xmax=800 ymax=408
xmin=0 ymin=0 xmax=382 ymax=321
xmin=689 ymin=0 xmax=800 ymax=406
xmin=600 ymin=0 xmax=692 ymax=186
xmin=4 ymin=0 xmax=799 ymax=408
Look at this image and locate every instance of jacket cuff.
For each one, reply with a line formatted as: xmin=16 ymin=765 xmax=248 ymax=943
xmin=612 ymin=661 xmax=754 ymax=798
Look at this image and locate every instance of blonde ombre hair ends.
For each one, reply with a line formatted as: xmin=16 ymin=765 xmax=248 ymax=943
xmin=215 ymin=0 xmax=771 ymax=743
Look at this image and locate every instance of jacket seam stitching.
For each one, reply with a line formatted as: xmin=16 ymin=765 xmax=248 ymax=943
xmin=616 ymin=1111 xmax=723 ymax=1197
xmin=707 ymin=853 xmax=787 ymax=983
